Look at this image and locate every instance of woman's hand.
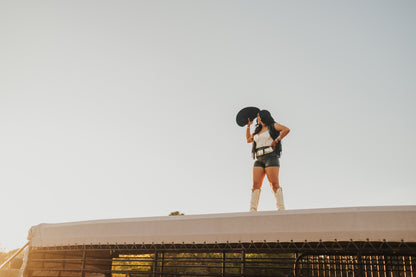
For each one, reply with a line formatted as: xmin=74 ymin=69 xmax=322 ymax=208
xmin=271 ymin=139 xmax=277 ymax=149
xmin=247 ymin=118 xmax=253 ymax=127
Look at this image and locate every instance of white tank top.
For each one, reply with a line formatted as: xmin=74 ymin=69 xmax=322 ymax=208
xmin=254 ymin=131 xmax=274 ymax=148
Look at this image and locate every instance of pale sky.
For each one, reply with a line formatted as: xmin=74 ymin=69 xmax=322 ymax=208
xmin=1 ymin=0 xmax=415 ymax=250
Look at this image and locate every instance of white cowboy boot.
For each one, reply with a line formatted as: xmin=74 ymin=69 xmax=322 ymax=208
xmin=249 ymin=189 xmax=261 ymax=212
xmin=273 ymin=187 xmax=285 ymax=210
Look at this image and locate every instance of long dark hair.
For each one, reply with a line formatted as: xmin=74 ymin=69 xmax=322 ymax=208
xmin=253 ymin=110 xmax=276 ymax=135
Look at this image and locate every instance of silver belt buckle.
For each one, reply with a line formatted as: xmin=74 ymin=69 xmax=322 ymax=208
xmin=257 ymin=147 xmax=272 ymax=156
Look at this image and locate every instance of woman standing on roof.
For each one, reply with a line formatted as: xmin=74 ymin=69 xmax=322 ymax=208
xmin=246 ymin=110 xmax=290 ymax=212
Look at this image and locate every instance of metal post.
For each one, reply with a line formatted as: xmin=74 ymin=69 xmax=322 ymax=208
xmin=356 ymin=253 xmax=363 ymax=277
xmin=81 ymin=250 xmax=86 ymax=277
xmin=159 ymin=252 xmax=164 ymax=277
xmin=328 ymin=255 xmax=334 ymax=277
xmin=376 ymin=256 xmax=380 ymax=277
xmin=369 ymin=256 xmax=374 ymax=277
xmin=363 ymin=255 xmax=368 ymax=277
xmin=382 ymin=255 xmax=387 ymax=277
xmin=41 ymin=252 xmax=45 ymax=277
xmin=58 ymin=251 xmax=66 ymax=277
xmin=222 ymin=252 xmax=226 ymax=277
xmin=153 ymin=251 xmax=158 ymax=277
xmin=317 ymin=255 xmax=321 ymax=277
xmin=240 ymin=250 xmax=245 ymax=277
xmin=312 ymin=255 xmax=316 ymax=277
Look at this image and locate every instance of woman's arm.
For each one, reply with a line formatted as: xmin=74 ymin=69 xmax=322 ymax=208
xmin=246 ymin=119 xmax=254 ymax=143
xmin=274 ymin=123 xmax=290 ymax=140
xmin=271 ymin=123 xmax=290 ymax=148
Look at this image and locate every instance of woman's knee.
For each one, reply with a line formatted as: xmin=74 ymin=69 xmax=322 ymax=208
xmin=270 ymin=182 xmax=280 ymax=191
xmin=252 ymin=183 xmax=262 ymax=191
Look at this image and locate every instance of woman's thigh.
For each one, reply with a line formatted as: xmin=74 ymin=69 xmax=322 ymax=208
xmin=253 ymin=166 xmax=266 ymax=189
xmin=265 ymin=166 xmax=280 ymax=185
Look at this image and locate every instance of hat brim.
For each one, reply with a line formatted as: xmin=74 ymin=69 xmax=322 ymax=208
xmin=236 ymin=107 xmax=260 ymax=127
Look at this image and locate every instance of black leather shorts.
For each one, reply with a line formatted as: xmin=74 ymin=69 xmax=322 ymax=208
xmin=254 ymin=152 xmax=280 ymax=168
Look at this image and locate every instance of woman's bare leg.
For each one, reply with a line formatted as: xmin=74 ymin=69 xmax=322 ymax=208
xmin=250 ymin=166 xmax=266 ymax=211
xmin=265 ymin=166 xmax=280 ymax=192
xmin=265 ymin=166 xmax=285 ymax=210
xmin=253 ymin=166 xmax=266 ymax=191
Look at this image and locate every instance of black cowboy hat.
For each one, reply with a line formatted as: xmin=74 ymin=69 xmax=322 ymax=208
xmin=236 ymin=107 xmax=260 ymax=127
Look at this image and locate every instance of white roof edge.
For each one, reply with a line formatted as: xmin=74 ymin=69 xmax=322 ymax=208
xmin=29 ymin=206 xmax=416 ymax=247
xmin=33 ymin=205 xmax=416 ymax=226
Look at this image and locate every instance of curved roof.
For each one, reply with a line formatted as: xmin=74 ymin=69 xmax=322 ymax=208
xmin=29 ymin=206 xmax=416 ymax=247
